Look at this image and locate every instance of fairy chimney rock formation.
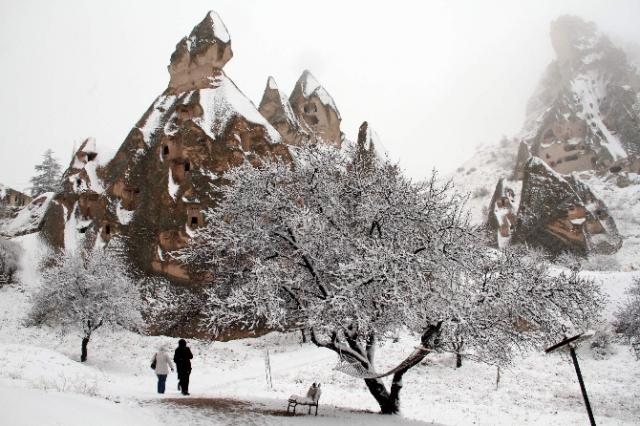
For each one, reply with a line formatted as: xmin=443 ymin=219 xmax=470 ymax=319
xmin=289 ymin=70 xmax=342 ymax=147
xmin=259 ymin=76 xmax=311 ymax=146
xmin=41 ymin=11 xmax=291 ymax=284
xmin=168 ymin=11 xmax=233 ymax=94
xmin=513 ymin=157 xmax=621 ymax=255
xmin=514 ymin=15 xmax=640 ymax=178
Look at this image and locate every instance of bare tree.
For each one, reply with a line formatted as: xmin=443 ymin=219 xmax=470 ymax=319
xmin=29 ymin=248 xmax=143 ymax=362
xmin=179 ymin=143 xmax=603 ymax=414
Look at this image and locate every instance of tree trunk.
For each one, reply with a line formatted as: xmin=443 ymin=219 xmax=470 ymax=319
xmin=312 ymin=322 xmax=442 ymax=415
xmin=456 ymin=353 xmax=462 ymax=368
xmin=364 ymin=378 xmax=396 ymax=413
xmin=81 ymin=335 xmax=90 ymax=362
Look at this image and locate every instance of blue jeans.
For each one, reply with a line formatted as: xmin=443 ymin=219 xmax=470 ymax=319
xmin=157 ymin=374 xmax=167 ymax=394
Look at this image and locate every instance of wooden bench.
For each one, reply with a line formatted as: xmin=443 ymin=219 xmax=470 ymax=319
xmin=287 ymin=383 xmax=321 ymax=416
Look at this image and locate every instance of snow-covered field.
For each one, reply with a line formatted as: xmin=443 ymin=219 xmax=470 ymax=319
xmin=1 ymin=233 xmax=639 ymax=425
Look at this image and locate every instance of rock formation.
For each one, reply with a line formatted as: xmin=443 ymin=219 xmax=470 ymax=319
xmin=168 ymin=11 xmax=233 ymax=93
xmin=0 ymin=184 xmax=31 ymax=210
xmin=514 ymin=15 xmax=640 ymax=178
xmin=258 ymin=76 xmax=311 ymax=146
xmin=288 ymin=70 xmax=343 ymax=147
xmin=0 ymin=184 xmax=51 ymax=238
xmin=41 ymin=11 xmax=291 ymax=281
xmin=513 ymin=157 xmax=622 ymax=255
xmin=259 ymin=71 xmax=343 ymax=147
xmin=486 ymin=178 xmax=518 ymax=247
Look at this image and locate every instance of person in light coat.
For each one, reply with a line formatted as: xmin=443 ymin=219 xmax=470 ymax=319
xmin=152 ymin=344 xmax=175 ymax=394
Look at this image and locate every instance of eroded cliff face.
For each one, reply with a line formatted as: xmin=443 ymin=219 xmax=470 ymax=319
xmin=514 ymin=15 xmax=640 ymax=178
xmin=288 ymin=70 xmax=343 ymax=147
xmin=259 ymin=71 xmax=343 ymax=147
xmin=42 ymin=11 xmax=291 ymax=282
xmin=258 ymin=77 xmax=312 ymax=146
xmin=513 ymin=157 xmax=621 ymax=255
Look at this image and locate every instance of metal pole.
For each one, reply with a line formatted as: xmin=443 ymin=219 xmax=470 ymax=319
xmin=569 ymin=346 xmax=596 ymax=426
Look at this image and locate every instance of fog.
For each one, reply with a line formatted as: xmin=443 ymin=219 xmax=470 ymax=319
xmin=1 ymin=0 xmax=639 ymax=192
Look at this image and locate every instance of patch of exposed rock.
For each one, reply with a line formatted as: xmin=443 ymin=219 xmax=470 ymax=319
xmin=512 ymin=157 xmax=622 ymax=255
xmin=288 ymin=70 xmax=343 ymax=147
xmin=258 ymin=76 xmax=311 ymax=146
xmin=486 ymin=178 xmax=518 ymax=247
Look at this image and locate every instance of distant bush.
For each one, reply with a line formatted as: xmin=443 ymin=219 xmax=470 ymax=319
xmin=614 ymin=277 xmax=640 ymax=360
xmin=590 ymin=327 xmax=615 ymax=360
xmin=0 ymin=237 xmax=21 ymax=286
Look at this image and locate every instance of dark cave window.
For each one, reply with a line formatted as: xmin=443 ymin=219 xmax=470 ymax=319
xmin=565 ymin=154 xmax=579 ymax=162
xmin=184 ymin=160 xmax=191 ymax=172
xmin=105 ymin=225 xmax=111 ymax=235
xmin=190 ymin=216 xmax=198 ymax=226
xmin=304 ymin=102 xmax=317 ymax=113
xmin=163 ymin=145 xmax=169 ymax=156
xmin=87 ymin=153 xmax=97 ymax=161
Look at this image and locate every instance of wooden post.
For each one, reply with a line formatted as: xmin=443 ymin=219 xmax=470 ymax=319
xmin=264 ymin=349 xmax=273 ymax=389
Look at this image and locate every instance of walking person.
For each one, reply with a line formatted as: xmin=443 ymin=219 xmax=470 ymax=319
xmin=174 ymin=339 xmax=193 ymax=396
xmin=151 ymin=344 xmax=174 ymax=394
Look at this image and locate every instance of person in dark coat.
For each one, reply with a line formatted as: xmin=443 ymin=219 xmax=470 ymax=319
xmin=173 ymin=339 xmax=193 ymax=395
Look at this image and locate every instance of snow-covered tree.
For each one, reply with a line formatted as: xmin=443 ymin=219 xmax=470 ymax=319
xmin=29 ymin=149 xmax=62 ymax=197
xmin=179 ymin=143 xmax=603 ymax=414
xmin=0 ymin=237 xmax=21 ymax=287
xmin=615 ymin=277 xmax=640 ymax=359
xmin=29 ymin=248 xmax=143 ymax=362
xmin=140 ymin=276 xmax=206 ymax=335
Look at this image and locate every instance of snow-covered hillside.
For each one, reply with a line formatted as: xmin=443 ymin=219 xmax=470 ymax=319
xmin=1 ymin=233 xmax=639 ymax=425
xmin=449 ymin=139 xmax=517 ymax=225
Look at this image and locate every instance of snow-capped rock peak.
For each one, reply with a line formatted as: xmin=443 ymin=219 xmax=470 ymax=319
xmin=288 ymin=70 xmax=343 ymax=147
xmin=550 ymin=15 xmax=602 ymax=61
xmin=168 ymin=11 xmax=234 ymax=93
xmin=267 ymin=76 xmax=278 ymax=90
xmin=189 ymin=10 xmax=231 ymax=47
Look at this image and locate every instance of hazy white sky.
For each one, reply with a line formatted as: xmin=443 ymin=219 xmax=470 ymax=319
xmin=1 ymin=0 xmax=639 ymax=192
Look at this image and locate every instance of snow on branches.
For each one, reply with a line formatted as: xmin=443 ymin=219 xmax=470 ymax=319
xmin=615 ymin=277 xmax=640 ymax=359
xmin=178 ymin=142 xmax=603 ymax=413
xmin=29 ymin=248 xmax=143 ymax=362
xmin=0 ymin=237 xmax=21 ymax=287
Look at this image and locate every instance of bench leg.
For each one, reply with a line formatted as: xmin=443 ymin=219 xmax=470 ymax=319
xmin=315 ymin=404 xmax=318 ymax=416
xmin=308 ymin=405 xmax=311 ymax=414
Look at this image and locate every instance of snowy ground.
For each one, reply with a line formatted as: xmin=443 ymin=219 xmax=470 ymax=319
xmin=1 ymin=233 xmax=639 ymax=425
